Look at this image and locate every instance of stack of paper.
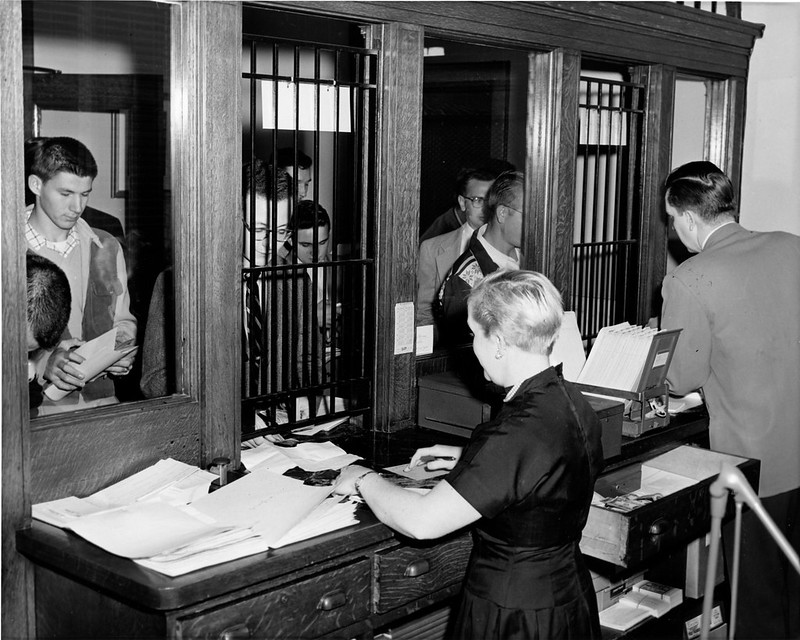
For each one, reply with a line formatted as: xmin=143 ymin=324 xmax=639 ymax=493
xmin=32 ymin=452 xmax=361 ymax=577
xmin=577 ymin=323 xmax=658 ymax=392
xmin=599 ymin=580 xmax=683 ymax=631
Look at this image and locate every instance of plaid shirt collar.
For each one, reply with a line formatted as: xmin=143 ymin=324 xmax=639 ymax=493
xmin=25 ymin=207 xmax=99 ymax=257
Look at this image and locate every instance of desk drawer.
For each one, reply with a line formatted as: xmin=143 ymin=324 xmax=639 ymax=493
xmin=581 ymin=445 xmax=759 ymax=568
xmin=374 ymin=533 xmax=471 ymax=614
xmin=177 ymin=559 xmax=371 ymax=639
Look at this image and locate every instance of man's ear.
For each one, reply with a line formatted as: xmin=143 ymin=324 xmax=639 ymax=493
xmin=456 ymin=195 xmax=467 ymax=212
xmin=28 ymin=174 xmax=43 ymax=197
xmin=495 ymin=204 xmax=507 ymax=223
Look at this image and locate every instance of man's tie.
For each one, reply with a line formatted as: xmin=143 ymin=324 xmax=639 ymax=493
xmin=246 ymin=277 xmax=263 ymax=360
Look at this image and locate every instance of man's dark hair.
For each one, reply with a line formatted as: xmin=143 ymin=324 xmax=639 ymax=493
xmin=242 ymin=159 xmax=291 ymax=205
xmin=290 ymin=200 xmax=331 ymax=232
xmin=454 ymin=166 xmax=501 ymax=200
xmin=27 ymin=253 xmax=71 ymax=350
xmin=269 ymin=147 xmax=312 ymax=171
xmin=453 ymin=160 xmax=516 ymax=203
xmin=28 ymin=136 xmax=98 ymax=183
xmin=664 ymin=161 xmax=737 ymax=222
xmin=485 ymin=170 xmax=524 ymax=221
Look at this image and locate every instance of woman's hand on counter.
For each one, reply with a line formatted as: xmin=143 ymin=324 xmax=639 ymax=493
xmin=405 ymin=445 xmax=463 ymax=472
xmin=332 ymin=464 xmax=372 ymax=496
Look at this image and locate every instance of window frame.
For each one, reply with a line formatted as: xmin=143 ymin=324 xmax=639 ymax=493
xmin=5 ymin=1 xmax=242 ymax=506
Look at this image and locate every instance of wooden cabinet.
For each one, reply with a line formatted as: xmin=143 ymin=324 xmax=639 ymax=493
xmin=176 ymin=559 xmax=372 ymax=640
xmin=373 ymin=533 xmax=472 ymax=615
xmin=17 ymin=517 xmax=471 ymax=640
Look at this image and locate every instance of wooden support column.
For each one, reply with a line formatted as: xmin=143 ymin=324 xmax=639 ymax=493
xmin=1 ymin=2 xmax=35 ymax=636
xmin=631 ymin=64 xmax=676 ymax=321
xmin=363 ymin=23 xmax=423 ymax=432
xmin=526 ymin=49 xmax=580 ymax=303
xmin=705 ymin=77 xmax=747 ymax=210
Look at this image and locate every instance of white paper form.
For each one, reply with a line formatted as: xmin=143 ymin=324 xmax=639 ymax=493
xmin=272 ymin=496 xmax=359 ymax=548
xmin=32 ymin=459 xmax=216 ymax=528
xmin=135 ymin=535 xmax=273 ymax=577
xmin=241 ymin=440 xmax=359 ymax=473
xmin=550 ymin=311 xmax=587 ymax=382
xmin=635 ymin=467 xmax=697 ymax=497
xmin=189 ymin=468 xmax=333 ymax=547
xmin=69 ymin=501 xmax=235 ymax=559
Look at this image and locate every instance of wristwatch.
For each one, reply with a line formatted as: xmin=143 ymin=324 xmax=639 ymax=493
xmin=354 ymin=470 xmax=377 ymax=496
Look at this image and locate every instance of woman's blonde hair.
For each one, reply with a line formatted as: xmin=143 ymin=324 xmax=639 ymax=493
xmin=468 ymin=270 xmax=563 ymax=355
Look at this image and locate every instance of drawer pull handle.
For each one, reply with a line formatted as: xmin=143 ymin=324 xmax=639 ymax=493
xmin=649 ymin=518 xmax=671 ymax=536
xmin=404 ymin=559 xmax=431 ymax=577
xmin=317 ymin=589 xmax=347 ymax=611
xmin=219 ymin=623 xmax=250 ymax=640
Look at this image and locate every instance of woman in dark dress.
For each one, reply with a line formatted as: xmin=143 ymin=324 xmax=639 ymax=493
xmin=334 ymin=270 xmax=604 ymax=639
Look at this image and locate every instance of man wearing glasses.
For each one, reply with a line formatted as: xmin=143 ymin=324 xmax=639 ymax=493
xmin=242 ymin=160 xmax=323 ymax=419
xmin=416 ymin=167 xmax=497 ymax=334
xmin=436 ymin=171 xmax=524 ymax=347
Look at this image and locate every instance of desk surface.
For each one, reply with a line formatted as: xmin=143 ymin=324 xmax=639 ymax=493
xmin=17 ymin=409 xmax=708 ymax=613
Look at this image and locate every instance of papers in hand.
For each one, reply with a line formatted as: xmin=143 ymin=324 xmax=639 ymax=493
xmin=44 ymin=327 xmax=138 ymax=401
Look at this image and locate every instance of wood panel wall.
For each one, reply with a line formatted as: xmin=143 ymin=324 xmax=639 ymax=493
xmin=2 ymin=3 xmax=34 ymax=636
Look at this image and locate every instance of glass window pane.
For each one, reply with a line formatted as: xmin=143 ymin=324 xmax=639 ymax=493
xmin=23 ymin=0 xmax=173 ymax=416
xmin=418 ymin=37 xmax=528 ymax=351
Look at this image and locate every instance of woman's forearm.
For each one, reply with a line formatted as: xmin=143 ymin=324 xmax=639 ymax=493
xmin=357 ymin=473 xmax=480 ymax=540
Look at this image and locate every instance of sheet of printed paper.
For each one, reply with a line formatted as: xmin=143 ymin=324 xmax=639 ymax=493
xmin=189 ymin=467 xmax=332 ymax=546
xmin=68 ymin=501 xmax=232 ymax=558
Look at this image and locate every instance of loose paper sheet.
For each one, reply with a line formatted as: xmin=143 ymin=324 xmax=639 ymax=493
xmin=189 ymin=468 xmax=332 ymax=547
xmin=550 ymin=311 xmax=587 ymax=382
xmin=68 ymin=501 xmax=233 ymax=559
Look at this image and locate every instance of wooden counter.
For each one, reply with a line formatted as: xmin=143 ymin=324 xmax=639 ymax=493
xmin=17 ymin=409 xmax=710 ymax=639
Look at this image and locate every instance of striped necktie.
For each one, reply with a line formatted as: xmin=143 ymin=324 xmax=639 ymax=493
xmin=246 ymin=278 xmax=263 ymax=360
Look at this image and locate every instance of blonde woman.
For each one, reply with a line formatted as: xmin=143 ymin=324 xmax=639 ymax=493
xmin=335 ymin=270 xmax=603 ymax=639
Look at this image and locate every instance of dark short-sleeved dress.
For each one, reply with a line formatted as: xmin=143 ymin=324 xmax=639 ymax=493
xmin=446 ymin=366 xmax=604 ymax=640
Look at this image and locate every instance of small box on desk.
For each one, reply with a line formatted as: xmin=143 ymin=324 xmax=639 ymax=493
xmin=417 ymin=372 xmax=492 ymax=438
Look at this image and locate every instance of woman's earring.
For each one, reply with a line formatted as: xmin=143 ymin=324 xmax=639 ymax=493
xmin=495 ymin=350 xmax=503 ymax=359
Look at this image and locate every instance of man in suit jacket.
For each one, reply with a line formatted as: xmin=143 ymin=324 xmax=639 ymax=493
xmin=660 ymin=161 xmax=800 ymax=640
xmin=437 ymin=171 xmax=524 ymax=347
xmin=416 ymin=168 xmax=496 ymax=332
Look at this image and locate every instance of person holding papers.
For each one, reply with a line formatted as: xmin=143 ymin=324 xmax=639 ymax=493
xmin=25 ymin=137 xmax=137 ymax=414
xmin=334 ymin=270 xmax=604 ymax=640
xmin=660 ymin=161 xmax=800 ymax=640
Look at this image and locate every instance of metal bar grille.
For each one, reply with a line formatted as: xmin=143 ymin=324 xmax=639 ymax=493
xmin=241 ymin=34 xmax=378 ymax=436
xmin=573 ymin=76 xmax=644 ymax=348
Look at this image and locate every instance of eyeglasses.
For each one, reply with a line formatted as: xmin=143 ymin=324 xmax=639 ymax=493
xmin=462 ymin=195 xmax=485 ymax=206
xmin=503 ymin=204 xmax=523 ymax=215
xmin=244 ymin=221 xmax=290 ymax=243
